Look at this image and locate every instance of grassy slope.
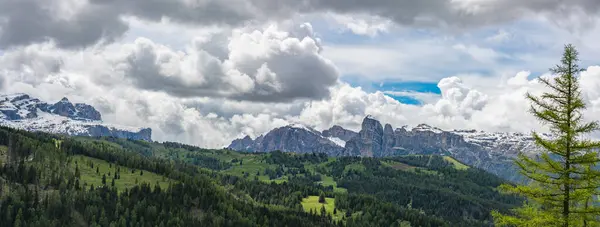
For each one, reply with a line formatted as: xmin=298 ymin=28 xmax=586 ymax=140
xmin=301 ymin=196 xmax=344 ymax=221
xmin=382 ymin=160 xmax=438 ymax=175
xmin=305 ymin=158 xmax=347 ymax=193
xmin=155 ymin=147 xmax=286 ymax=184
xmin=221 ymin=153 xmax=344 ymax=187
xmin=443 ymin=156 xmax=469 ymax=170
xmin=343 ymin=163 xmax=366 ymax=174
xmin=72 ymin=138 xmax=483 ymax=222
xmin=71 ymin=155 xmax=173 ymax=192
xmin=318 ymin=175 xmax=347 ymax=193
xmin=223 ymin=154 xmax=276 ymax=182
xmin=382 ymin=160 xmax=416 ymax=171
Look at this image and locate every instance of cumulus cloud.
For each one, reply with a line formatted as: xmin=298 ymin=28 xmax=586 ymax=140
xmin=0 ymin=22 xmax=337 ymax=147
xmin=2 ymin=41 xmax=600 ymax=147
xmin=286 ymin=66 xmax=600 ymax=141
xmin=434 ymin=77 xmax=488 ymax=118
xmin=118 ymin=24 xmax=338 ymax=102
xmin=0 ymin=42 xmax=63 ymax=86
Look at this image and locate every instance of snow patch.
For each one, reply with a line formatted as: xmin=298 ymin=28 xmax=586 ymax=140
xmin=413 ymin=124 xmax=444 ymax=133
xmin=327 ymin=137 xmax=346 ymax=147
xmin=288 ymin=123 xmax=312 ymax=131
xmin=453 ymin=129 xmax=539 ymax=156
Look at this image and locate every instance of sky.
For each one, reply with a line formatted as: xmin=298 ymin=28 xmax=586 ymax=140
xmin=1 ymin=0 xmax=600 ymax=148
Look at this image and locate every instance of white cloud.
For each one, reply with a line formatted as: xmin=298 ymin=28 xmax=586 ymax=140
xmin=326 ymin=13 xmax=393 ymax=37
xmin=383 ymin=91 xmax=441 ymax=104
xmin=3 ymin=39 xmax=600 ymax=147
xmin=323 ymin=39 xmax=505 ymax=82
xmin=2 ymin=0 xmax=600 ymax=149
xmin=452 ymin=43 xmax=508 ymax=64
xmin=486 ymin=29 xmax=511 ymax=43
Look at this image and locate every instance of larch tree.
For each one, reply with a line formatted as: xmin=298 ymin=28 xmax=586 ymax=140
xmin=493 ymin=44 xmax=600 ymax=226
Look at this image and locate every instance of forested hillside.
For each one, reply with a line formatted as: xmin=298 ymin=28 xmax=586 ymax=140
xmin=0 ymin=126 xmax=521 ymax=226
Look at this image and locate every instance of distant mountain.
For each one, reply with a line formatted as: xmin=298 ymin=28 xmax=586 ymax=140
xmin=229 ymin=115 xmax=544 ymax=181
xmin=229 ymin=124 xmax=346 ymax=156
xmin=321 ymin=125 xmax=358 ymax=142
xmin=0 ymin=93 xmax=152 ymax=141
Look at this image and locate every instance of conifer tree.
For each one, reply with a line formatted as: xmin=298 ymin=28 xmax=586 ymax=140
xmin=493 ymin=44 xmax=600 ymax=226
xmin=14 ymin=208 xmax=23 ymax=227
xmin=319 ymin=192 xmax=326 ymax=204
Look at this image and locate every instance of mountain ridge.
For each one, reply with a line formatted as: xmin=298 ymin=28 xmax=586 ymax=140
xmin=0 ymin=93 xmax=152 ymax=141
xmin=229 ymin=116 xmax=540 ymax=181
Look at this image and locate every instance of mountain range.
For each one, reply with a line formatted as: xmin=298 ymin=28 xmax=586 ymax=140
xmin=0 ymin=92 xmax=541 ymax=181
xmin=229 ymin=115 xmax=545 ymax=181
xmin=0 ymin=93 xmax=152 ymax=141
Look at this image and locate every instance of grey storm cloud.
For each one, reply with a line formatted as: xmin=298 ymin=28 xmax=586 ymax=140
xmin=121 ymin=24 xmax=338 ymax=102
xmin=2 ymin=0 xmax=600 ymax=49
xmin=0 ymin=0 xmax=128 ymax=48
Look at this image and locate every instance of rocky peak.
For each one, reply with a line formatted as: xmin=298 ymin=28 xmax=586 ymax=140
xmin=382 ymin=123 xmax=395 ymax=155
xmin=322 ymin=125 xmax=358 ymax=142
xmin=59 ymin=97 xmax=70 ymax=103
xmin=1 ymin=94 xmax=43 ymax=120
xmin=343 ymin=116 xmax=384 ymax=157
xmin=42 ymin=97 xmax=102 ymax=121
xmin=11 ymin=94 xmax=32 ymax=102
xmin=73 ymin=103 xmax=102 ymax=121
xmin=384 ymin=124 xmax=393 ymax=134
xmin=49 ymin=97 xmax=77 ymax=118
xmin=228 ymin=135 xmax=255 ymax=151
xmin=227 ymin=123 xmax=345 ymax=155
xmin=361 ymin=115 xmax=382 ymax=131
xmin=286 ymin=123 xmax=321 ymax=135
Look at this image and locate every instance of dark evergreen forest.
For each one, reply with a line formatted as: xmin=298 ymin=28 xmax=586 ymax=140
xmin=0 ymin=127 xmax=521 ymax=226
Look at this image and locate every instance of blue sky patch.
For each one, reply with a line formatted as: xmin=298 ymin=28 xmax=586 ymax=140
xmin=385 ymin=94 xmax=423 ymax=105
xmin=341 ymin=76 xmax=440 ymax=105
xmin=376 ymin=81 xmax=441 ymax=94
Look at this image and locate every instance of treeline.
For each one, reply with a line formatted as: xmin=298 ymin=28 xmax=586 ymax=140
xmin=0 ymin=126 xmax=523 ymax=226
xmin=265 ymin=151 xmax=329 ymax=168
xmin=0 ymin=127 xmax=339 ymax=226
xmin=329 ymin=156 xmax=522 ymax=226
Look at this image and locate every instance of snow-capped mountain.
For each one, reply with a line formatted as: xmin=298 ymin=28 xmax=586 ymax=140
xmin=0 ymin=93 xmax=151 ymax=141
xmin=229 ymin=116 xmax=540 ymax=181
xmin=453 ymin=129 xmax=543 ymax=157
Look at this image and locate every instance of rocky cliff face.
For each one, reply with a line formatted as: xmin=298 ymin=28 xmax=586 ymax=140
xmin=343 ymin=116 xmax=384 ymax=157
xmin=229 ymin=135 xmax=255 ymax=151
xmin=228 ymin=124 xmax=346 ymax=155
xmin=0 ymin=93 xmax=152 ymax=141
xmin=229 ymin=116 xmax=539 ymax=181
xmin=322 ymin=125 xmax=358 ymax=142
xmin=343 ymin=117 xmax=533 ymax=181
